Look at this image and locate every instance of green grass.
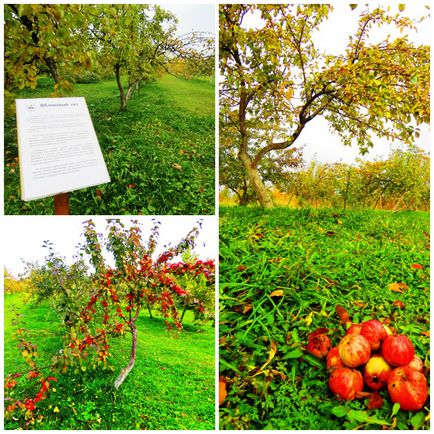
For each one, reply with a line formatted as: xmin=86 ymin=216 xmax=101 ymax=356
xmin=4 ymin=74 xmax=215 ymax=215
xmin=219 ymin=207 xmax=430 ymax=430
xmin=4 ymin=293 xmax=215 ymax=430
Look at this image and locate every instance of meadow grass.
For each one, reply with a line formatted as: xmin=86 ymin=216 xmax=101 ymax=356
xmin=4 ymin=75 xmax=215 ymax=215
xmin=219 ymin=207 xmax=430 ymax=430
xmin=4 ymin=293 xmax=215 ymax=430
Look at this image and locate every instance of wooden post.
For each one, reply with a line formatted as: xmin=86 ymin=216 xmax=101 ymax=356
xmin=54 ymin=193 xmax=70 ymax=215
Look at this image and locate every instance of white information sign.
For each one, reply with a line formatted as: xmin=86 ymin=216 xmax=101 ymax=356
xmin=16 ymin=97 xmax=110 ymax=201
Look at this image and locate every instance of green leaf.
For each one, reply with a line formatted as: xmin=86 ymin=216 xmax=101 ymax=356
xmin=282 ymin=349 xmax=303 ymax=359
xmin=410 ymin=411 xmax=425 ymax=429
xmin=302 ymin=353 xmax=323 ymax=368
xmin=347 ymin=410 xmax=391 ymax=426
xmin=331 ymin=405 xmax=348 ymax=418
xmin=391 ymin=402 xmax=400 ymax=416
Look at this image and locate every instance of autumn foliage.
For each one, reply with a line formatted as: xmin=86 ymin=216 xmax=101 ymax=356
xmin=4 ymin=219 xmax=215 ymax=427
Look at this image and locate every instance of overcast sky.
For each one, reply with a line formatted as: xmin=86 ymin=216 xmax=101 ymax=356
xmin=236 ymin=3 xmax=430 ymax=164
xmin=163 ymin=4 xmax=215 ymax=36
xmin=3 ymin=216 xmax=217 ymax=278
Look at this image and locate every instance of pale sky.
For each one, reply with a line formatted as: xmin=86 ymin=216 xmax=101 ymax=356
xmin=233 ymin=3 xmax=431 ymax=164
xmin=3 ymin=216 xmax=217 ymax=278
xmin=163 ymin=4 xmax=215 ymax=36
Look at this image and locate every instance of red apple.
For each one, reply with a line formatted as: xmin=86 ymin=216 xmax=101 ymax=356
xmin=306 ymin=333 xmax=331 ymax=359
xmin=326 ymin=346 xmax=344 ymax=371
xmin=346 ymin=323 xmax=362 ymax=336
xmin=363 ymin=355 xmax=392 ymax=390
xmin=388 ymin=366 xmax=428 ymax=411
xmin=329 ymin=367 xmax=363 ymax=401
xmin=361 ymin=320 xmax=387 ymax=351
xmin=338 ymin=334 xmax=371 ymax=368
xmin=382 ymin=335 xmax=414 ymax=367
xmin=407 ymin=356 xmax=424 ymax=373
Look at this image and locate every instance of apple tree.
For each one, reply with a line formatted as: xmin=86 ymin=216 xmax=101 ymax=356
xmin=220 ymin=4 xmax=429 ymax=207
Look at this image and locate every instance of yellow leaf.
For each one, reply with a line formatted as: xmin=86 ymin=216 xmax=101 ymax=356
xmin=305 ymin=311 xmax=314 ymax=326
xmin=269 ymin=289 xmax=284 ymax=298
xmin=242 ymin=305 xmax=252 ymax=314
xmin=388 ymin=282 xmax=409 ymax=293
xmin=254 ymin=341 xmax=278 ymax=376
xmin=53 ymin=406 xmax=60 ymax=413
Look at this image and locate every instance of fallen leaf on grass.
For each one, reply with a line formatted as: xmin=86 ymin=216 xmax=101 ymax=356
xmin=171 ymin=163 xmax=182 ymax=170
xmin=392 ymin=300 xmax=405 ymax=309
xmin=336 ymin=305 xmax=351 ymax=324
xmin=269 ymin=289 xmax=284 ymax=298
xmin=253 ymin=341 xmax=277 ymax=377
xmin=411 ymin=263 xmax=424 ymax=270
xmin=421 ymin=331 xmax=430 ymax=337
xmin=367 ymin=392 xmax=384 ymax=410
xmin=219 ymin=376 xmax=227 ymax=406
xmin=388 ymin=282 xmax=409 ymax=293
xmin=128 ymin=183 xmax=137 ymax=189
xmin=242 ymin=305 xmax=252 ymax=314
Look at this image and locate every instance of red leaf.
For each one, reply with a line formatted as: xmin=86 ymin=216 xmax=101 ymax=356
xmin=392 ymin=300 xmax=405 ymax=309
xmin=411 ymin=263 xmax=424 ymax=270
xmin=367 ymin=392 xmax=384 ymax=410
xmin=336 ymin=305 xmax=351 ymax=324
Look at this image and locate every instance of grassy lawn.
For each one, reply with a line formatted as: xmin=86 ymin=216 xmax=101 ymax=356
xmin=4 ymin=75 xmax=215 ymax=215
xmin=4 ymin=293 xmax=215 ymax=430
xmin=219 ymin=207 xmax=430 ymax=430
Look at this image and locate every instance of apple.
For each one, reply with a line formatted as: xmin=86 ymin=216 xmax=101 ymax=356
xmin=338 ymin=334 xmax=371 ymax=368
xmin=363 ymin=355 xmax=392 ymax=390
xmin=346 ymin=323 xmax=362 ymax=336
xmin=382 ymin=335 xmax=414 ymax=366
xmin=388 ymin=366 xmax=428 ymax=411
xmin=329 ymin=367 xmax=363 ymax=401
xmin=407 ymin=356 xmax=424 ymax=373
xmin=326 ymin=346 xmax=344 ymax=371
xmin=306 ymin=333 xmax=331 ymax=359
xmin=360 ymin=320 xmax=387 ymax=351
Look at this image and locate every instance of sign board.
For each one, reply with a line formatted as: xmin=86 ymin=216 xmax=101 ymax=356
xmin=16 ymin=97 xmax=110 ymax=201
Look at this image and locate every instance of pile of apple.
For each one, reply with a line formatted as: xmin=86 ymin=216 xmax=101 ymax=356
xmin=307 ymin=319 xmax=428 ymax=411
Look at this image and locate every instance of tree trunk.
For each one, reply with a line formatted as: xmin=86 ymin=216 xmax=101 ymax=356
xmin=392 ymin=191 xmax=407 ymax=212
xmin=239 ymin=150 xmax=273 ymax=208
xmin=114 ymin=64 xmax=127 ymax=111
xmin=146 ymin=304 xmax=153 ymax=319
xmin=343 ymin=169 xmax=351 ymax=211
xmin=114 ymin=321 xmax=138 ymax=390
xmin=180 ymin=306 xmax=188 ymax=324
xmin=44 ymin=57 xmax=60 ymax=84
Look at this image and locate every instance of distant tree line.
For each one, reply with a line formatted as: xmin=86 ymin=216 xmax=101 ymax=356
xmin=220 ymin=146 xmax=429 ymax=211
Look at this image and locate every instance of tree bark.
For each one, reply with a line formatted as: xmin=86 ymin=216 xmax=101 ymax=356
xmin=114 ymin=64 xmax=127 ymax=111
xmin=44 ymin=57 xmax=60 ymax=84
xmin=343 ymin=169 xmax=351 ymax=211
xmin=239 ymin=149 xmax=273 ymax=208
xmin=114 ymin=314 xmax=139 ymax=390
